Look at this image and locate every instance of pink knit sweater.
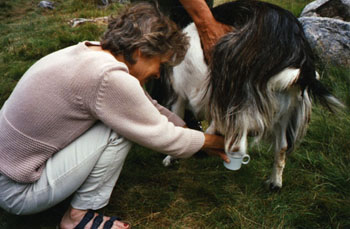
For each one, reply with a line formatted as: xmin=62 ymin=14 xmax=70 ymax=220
xmin=0 ymin=41 xmax=205 ymax=183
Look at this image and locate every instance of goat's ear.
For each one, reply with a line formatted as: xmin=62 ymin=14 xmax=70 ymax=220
xmin=268 ymin=68 xmax=301 ymax=91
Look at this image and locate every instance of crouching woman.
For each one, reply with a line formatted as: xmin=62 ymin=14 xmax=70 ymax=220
xmin=0 ymin=2 xmax=228 ymax=229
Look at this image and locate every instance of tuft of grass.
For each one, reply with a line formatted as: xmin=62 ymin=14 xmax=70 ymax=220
xmin=261 ymin=0 xmax=312 ymax=16
xmin=215 ymin=0 xmax=312 ymax=16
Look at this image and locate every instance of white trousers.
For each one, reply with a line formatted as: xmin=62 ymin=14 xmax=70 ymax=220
xmin=0 ymin=122 xmax=132 ymax=215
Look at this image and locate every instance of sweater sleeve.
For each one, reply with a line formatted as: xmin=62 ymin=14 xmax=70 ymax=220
xmin=92 ymin=68 xmax=205 ymax=158
xmin=144 ymin=91 xmax=186 ymax=127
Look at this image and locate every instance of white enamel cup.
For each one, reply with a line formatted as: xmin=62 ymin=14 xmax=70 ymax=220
xmin=223 ymin=152 xmax=250 ymax=170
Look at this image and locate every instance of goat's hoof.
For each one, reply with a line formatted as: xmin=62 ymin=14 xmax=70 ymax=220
xmin=266 ymin=179 xmax=282 ymax=191
xmin=162 ymin=156 xmax=177 ymax=167
xmin=162 ymin=157 xmax=172 ymax=167
xmin=269 ymin=183 xmax=282 ymax=191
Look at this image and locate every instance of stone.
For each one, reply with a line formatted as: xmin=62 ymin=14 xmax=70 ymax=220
xmin=96 ymin=0 xmax=129 ymax=7
xmin=38 ymin=1 xmax=54 ymax=10
xmin=100 ymin=0 xmax=108 ymax=5
xmin=300 ymin=0 xmax=350 ymax=21
xmin=299 ymin=16 xmax=350 ymax=66
xmin=70 ymin=16 xmax=108 ymax=27
xmin=112 ymin=0 xmax=129 ymax=3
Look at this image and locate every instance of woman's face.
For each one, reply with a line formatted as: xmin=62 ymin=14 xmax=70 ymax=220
xmin=128 ymin=50 xmax=171 ymax=86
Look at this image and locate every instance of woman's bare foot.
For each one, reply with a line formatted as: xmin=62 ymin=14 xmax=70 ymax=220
xmin=59 ymin=206 xmax=130 ymax=229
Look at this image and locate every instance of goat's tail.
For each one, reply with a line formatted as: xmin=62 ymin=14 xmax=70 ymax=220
xmin=303 ymin=75 xmax=345 ymax=112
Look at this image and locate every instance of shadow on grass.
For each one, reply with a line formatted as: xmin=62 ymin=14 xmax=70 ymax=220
xmin=0 ymin=200 xmax=68 ymax=229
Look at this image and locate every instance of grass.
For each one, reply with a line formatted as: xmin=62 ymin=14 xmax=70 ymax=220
xmin=1 ymin=0 xmax=350 ymax=228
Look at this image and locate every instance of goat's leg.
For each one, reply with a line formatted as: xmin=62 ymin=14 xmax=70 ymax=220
xmin=171 ymin=96 xmax=186 ymax=119
xmin=163 ymin=97 xmax=187 ymax=167
xmin=267 ymin=124 xmax=288 ymax=190
xmin=205 ymin=121 xmax=216 ymax=134
xmin=267 ymin=146 xmax=287 ymax=190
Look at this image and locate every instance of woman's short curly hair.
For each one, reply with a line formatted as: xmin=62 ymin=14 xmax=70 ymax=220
xmin=101 ymin=2 xmax=189 ymax=66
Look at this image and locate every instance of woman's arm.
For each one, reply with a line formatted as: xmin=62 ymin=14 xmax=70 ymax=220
xmin=93 ymin=69 xmax=206 ymax=158
xmin=179 ymin=0 xmax=232 ymax=62
xmin=144 ymin=91 xmax=186 ymax=127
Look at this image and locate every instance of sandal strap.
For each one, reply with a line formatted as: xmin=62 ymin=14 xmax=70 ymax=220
xmin=103 ymin=216 xmax=122 ymax=229
xmin=91 ymin=213 xmax=104 ymax=229
xmin=74 ymin=210 xmax=95 ymax=229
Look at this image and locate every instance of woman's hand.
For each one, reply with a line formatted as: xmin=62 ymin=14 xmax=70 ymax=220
xmin=201 ymin=134 xmax=230 ymax=163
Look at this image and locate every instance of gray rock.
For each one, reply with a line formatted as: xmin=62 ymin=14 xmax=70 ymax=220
xmin=70 ymin=16 xmax=108 ymax=27
xmin=300 ymin=0 xmax=350 ymax=21
xmin=111 ymin=0 xmax=129 ymax=3
xmin=97 ymin=0 xmax=130 ymax=7
xmin=100 ymin=0 xmax=109 ymax=5
xmin=38 ymin=1 xmax=55 ymax=10
xmin=299 ymin=16 xmax=350 ymax=66
xmin=100 ymin=0 xmax=129 ymax=5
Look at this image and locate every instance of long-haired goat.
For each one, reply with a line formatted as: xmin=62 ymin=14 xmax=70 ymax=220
xmin=149 ymin=0 xmax=344 ymax=189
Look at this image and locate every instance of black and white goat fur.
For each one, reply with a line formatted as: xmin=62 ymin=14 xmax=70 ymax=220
xmin=149 ymin=1 xmax=344 ymax=189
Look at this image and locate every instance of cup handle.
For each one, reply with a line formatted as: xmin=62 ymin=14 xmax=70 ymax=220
xmin=242 ymin=154 xmax=250 ymax=164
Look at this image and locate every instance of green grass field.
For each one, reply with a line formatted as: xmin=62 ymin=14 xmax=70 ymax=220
xmin=1 ymin=0 xmax=350 ymax=228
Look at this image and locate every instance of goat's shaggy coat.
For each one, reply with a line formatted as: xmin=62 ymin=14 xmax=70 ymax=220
xmin=149 ymin=1 xmax=343 ymax=189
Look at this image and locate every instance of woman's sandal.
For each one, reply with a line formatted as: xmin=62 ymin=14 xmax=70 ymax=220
xmin=73 ymin=209 xmax=129 ymax=229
